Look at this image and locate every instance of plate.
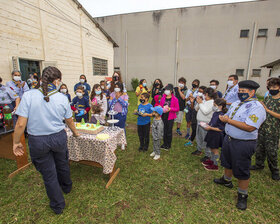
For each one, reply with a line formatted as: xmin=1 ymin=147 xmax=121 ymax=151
xmin=108 ymin=110 xmax=118 ymax=116
xmin=107 ymin=119 xmax=119 ymax=124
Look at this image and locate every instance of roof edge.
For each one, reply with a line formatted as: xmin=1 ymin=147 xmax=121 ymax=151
xmin=261 ymin=59 xmax=280 ymax=68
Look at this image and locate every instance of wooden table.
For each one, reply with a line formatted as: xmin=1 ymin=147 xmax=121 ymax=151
xmin=0 ymin=128 xmax=31 ymax=178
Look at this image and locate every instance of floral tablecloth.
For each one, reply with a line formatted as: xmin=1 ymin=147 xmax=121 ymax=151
xmin=66 ymin=127 xmax=126 ymax=174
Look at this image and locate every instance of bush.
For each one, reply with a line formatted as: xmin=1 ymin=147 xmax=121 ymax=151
xmin=131 ymin=78 xmax=139 ymax=91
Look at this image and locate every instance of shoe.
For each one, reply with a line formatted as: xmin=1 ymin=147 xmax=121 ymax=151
xmin=185 ymin=134 xmax=190 ymax=140
xmin=272 ymin=173 xmax=280 ymax=181
xmin=202 ymin=159 xmax=214 ymax=166
xmin=153 ymin=155 xmax=160 ymax=160
xmin=163 ymin=147 xmax=170 ymax=151
xmin=200 ymin=156 xmax=210 ymax=162
xmin=204 ymin=164 xmax=218 ymax=171
xmin=250 ymin=165 xmax=264 ymax=170
xmin=53 ymin=208 xmax=63 ymax=215
xmin=176 ymin=129 xmax=182 ymax=136
xmin=160 ymin=145 xmax=166 ymax=149
xmin=184 ymin=141 xmax=193 ymax=147
xmin=191 ymin=150 xmax=202 ymax=156
xmin=150 ymin=152 xmax=155 ymax=157
xmin=213 ymin=176 xmax=233 ymax=188
xmin=236 ymin=192 xmax=248 ymax=210
xmin=138 ymin=147 xmax=143 ymax=151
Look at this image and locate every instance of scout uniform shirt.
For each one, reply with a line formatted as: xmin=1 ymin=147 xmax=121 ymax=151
xmin=223 ymin=84 xmax=239 ymax=105
xmin=185 ymin=88 xmax=198 ymax=105
xmin=0 ymin=85 xmax=19 ymax=105
xmin=225 ymin=99 xmax=266 ymax=140
xmin=6 ymin=80 xmax=29 ymax=99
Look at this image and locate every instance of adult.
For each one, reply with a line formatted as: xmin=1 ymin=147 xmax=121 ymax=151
xmin=90 ymin=84 xmax=107 ymax=125
xmin=214 ymin=80 xmax=266 ymax=210
xmin=6 ymin=70 xmax=29 ymax=101
xmin=135 ymin=79 xmax=149 ymax=105
xmin=151 ymin=79 xmax=163 ymax=106
xmin=109 ymin=71 xmax=127 ymax=93
xmin=108 ymin=82 xmax=129 ymax=130
xmin=223 ymin=74 xmax=239 ymax=107
xmin=74 ymin=74 xmax=91 ymax=99
xmin=174 ymin=77 xmax=188 ymax=136
xmin=13 ymin=66 xmax=79 ymax=214
xmin=210 ymin=79 xmax=223 ymax=98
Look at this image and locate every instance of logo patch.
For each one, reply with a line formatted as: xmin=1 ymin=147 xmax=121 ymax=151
xmin=249 ymin=114 xmax=258 ymax=123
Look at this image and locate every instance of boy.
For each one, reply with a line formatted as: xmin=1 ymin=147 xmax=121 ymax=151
xmin=251 ymin=78 xmax=280 ymax=181
xmin=71 ymin=86 xmax=90 ymax=122
xmin=210 ymin=79 xmax=223 ymax=98
xmin=135 ymin=93 xmax=153 ymax=151
xmin=149 ymin=106 xmax=164 ymax=160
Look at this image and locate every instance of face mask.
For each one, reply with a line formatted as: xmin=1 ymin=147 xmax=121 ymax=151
xmin=227 ymin=80 xmax=234 ymax=87
xmin=197 ymin=92 xmax=203 ymax=97
xmin=143 ymin=83 xmax=147 ymax=87
xmin=155 ymin=83 xmax=160 ymax=86
xmin=101 ymin=85 xmax=105 ymax=89
xmin=210 ymin=85 xmax=216 ymax=90
xmin=95 ymin=90 xmax=102 ymax=95
xmin=56 ymin=81 xmax=62 ymax=90
xmin=213 ymin=106 xmax=220 ymax=112
xmin=113 ymin=76 xmax=119 ymax=81
xmin=269 ymin=89 xmax=280 ymax=96
xmin=140 ymin=99 xmax=145 ymax=104
xmin=13 ymin=76 xmax=21 ymax=82
xmin=192 ymin=84 xmax=197 ymax=89
xmin=164 ymin=90 xmax=171 ymax=96
xmin=238 ymin=92 xmax=250 ymax=102
xmin=80 ymin=79 xmax=85 ymax=83
xmin=60 ymin=89 xmax=67 ymax=94
xmin=107 ymin=84 xmax=111 ymax=89
xmin=179 ymin=83 xmax=184 ymax=88
xmin=76 ymin=92 xmax=83 ymax=97
xmin=114 ymin=88 xmax=120 ymax=93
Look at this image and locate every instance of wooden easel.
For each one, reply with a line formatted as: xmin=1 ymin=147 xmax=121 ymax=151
xmin=0 ymin=131 xmax=31 ymax=178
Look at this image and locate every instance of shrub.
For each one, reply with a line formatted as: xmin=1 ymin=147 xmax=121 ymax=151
xmin=131 ymin=78 xmax=139 ymax=91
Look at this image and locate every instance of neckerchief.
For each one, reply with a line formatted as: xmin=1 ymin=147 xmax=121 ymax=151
xmin=38 ymin=83 xmax=58 ymax=97
xmin=230 ymin=97 xmax=257 ymax=119
xmin=224 ymin=85 xmax=235 ymax=98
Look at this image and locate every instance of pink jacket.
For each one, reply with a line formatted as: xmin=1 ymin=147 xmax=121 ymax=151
xmin=160 ymin=94 xmax=180 ymax=120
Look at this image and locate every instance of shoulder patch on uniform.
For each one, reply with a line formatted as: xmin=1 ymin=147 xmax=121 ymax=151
xmin=246 ymin=103 xmax=252 ymax=108
xmin=249 ymin=114 xmax=258 ymax=123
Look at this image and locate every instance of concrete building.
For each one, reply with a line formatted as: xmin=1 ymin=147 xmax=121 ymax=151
xmin=96 ymin=0 xmax=280 ymax=94
xmin=261 ymin=59 xmax=280 ymax=78
xmin=0 ymin=0 xmax=117 ymax=94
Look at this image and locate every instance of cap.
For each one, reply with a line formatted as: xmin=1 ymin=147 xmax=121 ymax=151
xmin=165 ymin=84 xmax=174 ymax=91
xmin=151 ymin=106 xmax=163 ymax=116
xmin=238 ymin=80 xmax=260 ymax=90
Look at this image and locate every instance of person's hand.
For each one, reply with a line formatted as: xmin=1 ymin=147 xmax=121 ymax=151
xmin=84 ymin=110 xmax=87 ymax=114
xmin=155 ymin=89 xmax=159 ymax=94
xmin=142 ymin=113 xmax=148 ymax=117
xmin=204 ymin=125 xmax=211 ymax=131
xmin=196 ymin=97 xmax=203 ymax=104
xmin=219 ymin=115 xmax=230 ymax=123
xmin=134 ymin=109 xmax=138 ymax=113
xmin=115 ymin=92 xmax=121 ymax=99
xmin=189 ymin=96 xmax=195 ymax=103
xmin=13 ymin=143 xmax=24 ymax=156
xmin=73 ymin=131 xmax=80 ymax=137
xmin=260 ymin=101 xmax=268 ymax=111
xmin=75 ymin=110 xmax=78 ymax=114
xmin=166 ymin=106 xmax=171 ymax=112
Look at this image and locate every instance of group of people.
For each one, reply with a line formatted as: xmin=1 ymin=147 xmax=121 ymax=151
xmin=134 ymin=74 xmax=280 ymax=210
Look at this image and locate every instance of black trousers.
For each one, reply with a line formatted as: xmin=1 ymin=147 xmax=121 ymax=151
xmin=190 ymin=110 xmax=197 ymax=142
xmin=28 ymin=130 xmax=72 ymax=213
xmin=137 ymin=123 xmax=150 ymax=150
xmin=163 ymin=118 xmax=174 ymax=148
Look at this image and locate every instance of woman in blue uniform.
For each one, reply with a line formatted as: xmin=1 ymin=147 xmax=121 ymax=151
xmin=6 ymin=70 xmax=29 ymax=99
xmin=13 ymin=66 xmax=80 ymax=214
xmin=73 ymin=74 xmax=91 ymax=100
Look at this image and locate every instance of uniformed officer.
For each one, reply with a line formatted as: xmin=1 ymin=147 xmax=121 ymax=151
xmin=223 ymin=74 xmax=239 ymax=107
xmin=13 ymin=66 xmax=80 ymax=214
xmin=214 ymin=80 xmax=266 ymax=210
xmin=6 ymin=70 xmax=29 ymax=99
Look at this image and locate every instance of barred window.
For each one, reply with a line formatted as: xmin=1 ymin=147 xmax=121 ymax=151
xmin=236 ymin=69 xmax=244 ymax=77
xmin=252 ymin=69 xmax=261 ymax=77
xmin=240 ymin=30 xmax=249 ymax=38
xmin=92 ymin=57 xmax=107 ymax=76
xmin=257 ymin=29 xmax=268 ymax=37
xmin=276 ymin=28 xmax=280 ymax=37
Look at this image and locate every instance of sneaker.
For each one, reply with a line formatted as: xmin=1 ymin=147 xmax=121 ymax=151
xmin=184 ymin=141 xmax=193 ymax=147
xmin=160 ymin=145 xmax=166 ymax=149
xmin=150 ymin=152 xmax=155 ymax=157
xmin=236 ymin=192 xmax=248 ymax=210
xmin=213 ymin=176 xmax=233 ymax=188
xmin=250 ymin=165 xmax=264 ymax=170
xmin=202 ymin=159 xmax=214 ymax=166
xmin=272 ymin=173 xmax=280 ymax=181
xmin=176 ymin=129 xmax=182 ymax=136
xmin=191 ymin=150 xmax=202 ymax=156
xmin=138 ymin=147 xmax=143 ymax=152
xmin=153 ymin=155 xmax=160 ymax=160
xmin=200 ymin=156 xmax=210 ymax=162
xmin=204 ymin=164 xmax=218 ymax=171
xmin=185 ymin=134 xmax=190 ymax=140
xmin=163 ymin=146 xmax=170 ymax=151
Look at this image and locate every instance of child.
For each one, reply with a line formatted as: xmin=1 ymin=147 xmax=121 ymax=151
xmin=154 ymin=94 xmax=162 ymax=107
xmin=59 ymin=84 xmax=71 ymax=102
xmin=135 ymin=92 xmax=153 ymax=151
xmin=202 ymin=98 xmax=227 ymax=171
xmin=90 ymin=84 xmax=107 ymax=124
xmin=149 ymin=106 xmax=164 ymax=160
xmin=135 ymin=79 xmax=149 ymax=105
xmin=71 ymin=86 xmax=90 ymax=122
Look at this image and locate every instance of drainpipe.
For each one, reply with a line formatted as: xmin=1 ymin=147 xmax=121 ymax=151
xmin=174 ymin=27 xmax=179 ymax=85
xmin=125 ymin=31 xmax=128 ymax=88
xmin=246 ymin=22 xmax=257 ymax=80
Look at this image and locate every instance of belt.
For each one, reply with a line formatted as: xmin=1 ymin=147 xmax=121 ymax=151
xmin=226 ymin=135 xmax=256 ymax=142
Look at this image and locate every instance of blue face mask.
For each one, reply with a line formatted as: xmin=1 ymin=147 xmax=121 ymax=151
xmin=143 ymin=83 xmax=147 ymax=87
xmin=238 ymin=92 xmax=250 ymax=102
xmin=95 ymin=90 xmax=102 ymax=95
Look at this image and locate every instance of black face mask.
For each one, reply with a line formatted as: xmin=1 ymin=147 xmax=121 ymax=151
xmin=0 ymin=84 xmax=2 ymax=88
xmin=155 ymin=83 xmax=160 ymax=87
xmin=192 ymin=84 xmax=198 ymax=88
xmin=140 ymin=99 xmax=145 ymax=104
xmin=269 ymin=89 xmax=280 ymax=96
xmin=113 ymin=76 xmax=119 ymax=81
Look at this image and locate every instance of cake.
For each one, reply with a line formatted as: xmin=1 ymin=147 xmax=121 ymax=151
xmin=75 ymin=119 xmax=104 ymax=135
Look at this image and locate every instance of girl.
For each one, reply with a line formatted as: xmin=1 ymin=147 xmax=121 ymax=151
xmin=74 ymin=74 xmax=91 ymax=99
xmin=160 ymin=84 xmax=179 ymax=150
xmin=109 ymin=71 xmax=127 ymax=93
xmin=90 ymin=84 xmax=107 ymax=124
xmin=202 ymin=98 xmax=227 ymax=171
xmin=151 ymin=79 xmax=163 ymax=106
xmin=59 ymin=84 xmax=71 ymax=102
xmin=109 ymin=82 xmax=129 ymax=130
xmin=71 ymin=86 xmax=90 ymax=122
xmin=135 ymin=79 xmax=150 ymax=105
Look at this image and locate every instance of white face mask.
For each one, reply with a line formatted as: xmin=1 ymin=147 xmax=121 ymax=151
xmin=13 ymin=76 xmax=21 ymax=82
xmin=76 ymin=92 xmax=83 ymax=97
xmin=114 ymin=88 xmax=120 ymax=93
xmin=227 ymin=80 xmax=234 ymax=87
xmin=210 ymin=85 xmax=216 ymax=90
xmin=80 ymin=79 xmax=85 ymax=83
xmin=101 ymin=85 xmax=105 ymax=89
xmin=178 ymin=83 xmax=184 ymax=88
xmin=197 ymin=92 xmax=203 ymax=97
xmin=60 ymin=89 xmax=67 ymax=94
xmin=213 ymin=106 xmax=220 ymax=112
xmin=164 ymin=90 xmax=171 ymax=96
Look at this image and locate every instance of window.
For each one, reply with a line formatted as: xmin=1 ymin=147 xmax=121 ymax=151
xmin=240 ymin=29 xmax=249 ymax=38
xmin=276 ymin=28 xmax=280 ymax=37
xmin=236 ymin=69 xmax=244 ymax=77
xmin=92 ymin=57 xmax=107 ymax=76
xmin=252 ymin=69 xmax=261 ymax=77
xmin=257 ymin=29 xmax=268 ymax=37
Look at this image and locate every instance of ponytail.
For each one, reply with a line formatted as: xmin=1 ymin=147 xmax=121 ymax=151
xmin=214 ymin=98 xmax=228 ymax=114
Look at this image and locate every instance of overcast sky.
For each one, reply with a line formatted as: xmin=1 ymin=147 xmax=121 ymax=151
xmin=78 ymin=0 xmax=256 ymax=17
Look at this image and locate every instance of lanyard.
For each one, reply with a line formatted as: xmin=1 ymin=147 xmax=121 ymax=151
xmin=230 ymin=98 xmax=257 ymax=119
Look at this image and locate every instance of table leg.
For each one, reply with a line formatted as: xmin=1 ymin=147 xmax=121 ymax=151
xmin=106 ymin=167 xmax=120 ymax=189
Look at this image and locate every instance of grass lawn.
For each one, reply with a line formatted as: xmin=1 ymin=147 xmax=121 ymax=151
xmin=0 ymin=91 xmax=279 ymax=223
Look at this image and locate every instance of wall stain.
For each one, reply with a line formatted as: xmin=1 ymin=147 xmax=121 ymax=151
xmin=152 ymin=11 xmax=163 ymax=25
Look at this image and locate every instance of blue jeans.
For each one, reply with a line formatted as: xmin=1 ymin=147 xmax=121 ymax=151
xmin=114 ymin=113 xmax=127 ymax=130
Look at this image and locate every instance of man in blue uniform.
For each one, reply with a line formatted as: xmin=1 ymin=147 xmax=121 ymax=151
xmin=223 ymin=74 xmax=239 ymax=107
xmin=214 ymin=80 xmax=266 ymax=210
xmin=13 ymin=67 xmax=79 ymax=214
